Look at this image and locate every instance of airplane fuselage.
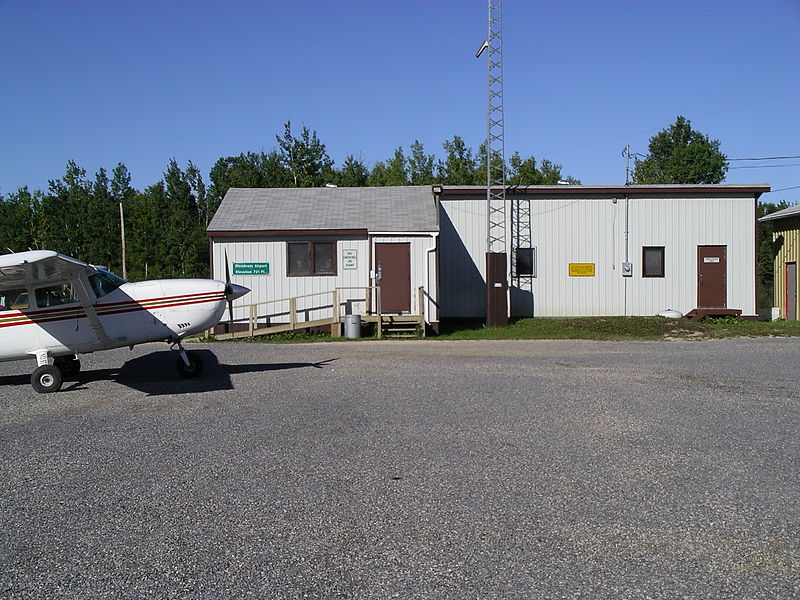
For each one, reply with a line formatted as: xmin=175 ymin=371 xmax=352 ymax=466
xmin=0 ymin=250 xmax=249 ymax=392
xmin=0 ymin=279 xmax=229 ymax=362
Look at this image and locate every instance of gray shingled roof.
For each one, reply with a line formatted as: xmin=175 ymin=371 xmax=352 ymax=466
xmin=759 ymin=203 xmax=800 ymax=222
xmin=207 ymin=186 xmax=438 ymax=233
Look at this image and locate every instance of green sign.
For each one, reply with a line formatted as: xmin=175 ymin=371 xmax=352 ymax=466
xmin=233 ymin=262 xmax=270 ymax=275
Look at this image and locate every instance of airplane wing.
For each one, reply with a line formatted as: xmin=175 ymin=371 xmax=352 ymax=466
xmin=0 ymin=250 xmax=93 ymax=287
xmin=0 ymin=250 xmax=110 ymax=345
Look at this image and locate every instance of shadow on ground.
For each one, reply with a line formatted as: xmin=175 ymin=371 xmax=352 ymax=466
xmin=1 ymin=351 xmax=338 ymax=396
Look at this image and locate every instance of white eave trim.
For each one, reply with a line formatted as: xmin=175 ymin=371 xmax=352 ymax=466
xmin=369 ymin=231 xmax=439 ymax=236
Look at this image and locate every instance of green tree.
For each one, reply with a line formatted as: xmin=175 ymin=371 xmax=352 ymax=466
xmin=0 ymin=187 xmax=39 ymax=252
xmin=185 ymin=160 xmax=211 ymax=270
xmin=185 ymin=161 xmax=207 ymax=225
xmin=207 ymin=151 xmax=289 ymax=219
xmin=367 ymin=161 xmax=388 ymax=187
xmin=86 ymin=167 xmax=121 ymax=271
xmin=336 ymin=155 xmax=369 ymax=187
xmin=507 ymin=154 xmax=579 ymax=185
xmin=276 ymin=121 xmax=334 ymax=187
xmin=127 ymin=183 xmax=167 ymax=280
xmin=110 ymin=163 xmax=137 ymax=278
xmin=163 ymin=159 xmax=205 ymax=278
xmin=408 ymin=140 xmax=435 ymax=185
xmin=633 ymin=116 xmax=728 ymax=184
xmin=757 ymin=200 xmax=791 ymax=307
xmin=384 ymin=147 xmax=409 ymax=186
xmin=508 ymin=153 xmax=541 ymax=185
xmin=111 ymin=162 xmax=136 ymax=204
xmin=476 ymin=142 xmax=506 ymax=186
xmin=41 ymin=161 xmax=92 ymax=259
xmin=540 ymin=158 xmax=580 ymax=184
xmin=438 ymin=136 xmax=477 ymax=184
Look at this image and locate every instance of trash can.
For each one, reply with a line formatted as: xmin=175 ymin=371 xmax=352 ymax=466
xmin=344 ymin=314 xmax=361 ymax=339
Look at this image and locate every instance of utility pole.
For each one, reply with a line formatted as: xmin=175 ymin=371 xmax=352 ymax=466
xmin=477 ymin=0 xmax=508 ymax=326
xmin=623 ymin=144 xmax=632 ymax=184
xmin=119 ymin=202 xmax=127 ymax=280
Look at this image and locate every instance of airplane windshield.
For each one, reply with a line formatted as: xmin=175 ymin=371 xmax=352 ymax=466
xmin=89 ymin=270 xmax=126 ymax=298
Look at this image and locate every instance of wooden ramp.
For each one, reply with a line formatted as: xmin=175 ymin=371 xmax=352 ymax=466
xmin=213 ymin=286 xmax=426 ymax=341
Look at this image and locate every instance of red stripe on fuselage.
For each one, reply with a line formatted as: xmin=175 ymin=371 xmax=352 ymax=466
xmin=99 ymin=289 xmax=224 ymax=309
xmin=97 ymin=294 xmax=225 ymax=316
xmin=0 ymin=292 xmax=224 ymax=329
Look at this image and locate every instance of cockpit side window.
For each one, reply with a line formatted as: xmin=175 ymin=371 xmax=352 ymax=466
xmin=89 ymin=270 xmax=126 ymax=298
xmin=0 ymin=288 xmax=29 ymax=311
xmin=34 ymin=283 xmax=79 ymax=308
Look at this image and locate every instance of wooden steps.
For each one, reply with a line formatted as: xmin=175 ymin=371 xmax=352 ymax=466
xmin=381 ymin=316 xmax=421 ymax=338
xmin=684 ymin=308 xmax=742 ymax=321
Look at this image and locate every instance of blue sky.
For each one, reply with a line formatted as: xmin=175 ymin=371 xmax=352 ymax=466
xmin=1 ymin=0 xmax=798 ymax=205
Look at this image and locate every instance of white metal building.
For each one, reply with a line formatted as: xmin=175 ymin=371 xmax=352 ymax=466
xmin=207 ymin=187 xmax=439 ymax=330
xmin=439 ymin=184 xmax=769 ymax=320
xmin=208 ymin=183 xmax=768 ymax=330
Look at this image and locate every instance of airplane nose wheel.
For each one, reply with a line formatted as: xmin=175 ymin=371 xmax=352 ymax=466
xmin=31 ymin=365 xmax=63 ymax=393
xmin=176 ymin=352 xmax=204 ymax=378
xmin=171 ymin=341 xmax=204 ymax=379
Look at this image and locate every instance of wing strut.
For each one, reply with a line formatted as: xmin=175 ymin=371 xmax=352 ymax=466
xmin=72 ymin=274 xmax=110 ymax=346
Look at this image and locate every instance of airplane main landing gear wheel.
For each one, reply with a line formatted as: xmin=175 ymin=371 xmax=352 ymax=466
xmin=54 ymin=356 xmax=81 ymax=378
xmin=31 ymin=365 xmax=63 ymax=393
xmin=176 ymin=351 xmax=204 ymax=379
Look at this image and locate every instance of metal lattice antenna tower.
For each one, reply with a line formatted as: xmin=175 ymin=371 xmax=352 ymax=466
xmin=485 ymin=0 xmax=506 ymax=254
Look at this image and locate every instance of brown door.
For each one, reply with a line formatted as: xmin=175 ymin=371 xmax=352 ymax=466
xmin=697 ymin=245 xmax=727 ymax=308
xmin=787 ymin=263 xmax=797 ymax=321
xmin=486 ymin=251 xmax=508 ymax=327
xmin=375 ymin=243 xmax=411 ymax=312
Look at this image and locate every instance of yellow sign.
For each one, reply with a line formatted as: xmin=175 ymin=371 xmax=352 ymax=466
xmin=569 ymin=263 xmax=595 ymax=277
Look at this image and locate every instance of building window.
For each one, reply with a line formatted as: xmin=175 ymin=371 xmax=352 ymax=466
xmin=642 ymin=246 xmax=665 ymax=278
xmin=515 ymin=247 xmax=536 ymax=276
xmin=287 ymin=241 xmax=337 ymax=276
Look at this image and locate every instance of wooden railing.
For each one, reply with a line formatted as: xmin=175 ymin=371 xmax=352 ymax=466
xmin=214 ymin=286 xmax=426 ymax=340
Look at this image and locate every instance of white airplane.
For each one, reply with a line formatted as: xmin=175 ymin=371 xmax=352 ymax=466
xmin=0 ymin=250 xmax=249 ymax=393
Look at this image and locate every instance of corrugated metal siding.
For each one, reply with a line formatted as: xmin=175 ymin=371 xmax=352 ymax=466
xmin=622 ymin=196 xmax=755 ymax=316
xmin=440 ymin=193 xmax=757 ymax=318
xmin=772 ymin=217 xmax=800 ymax=318
xmin=212 ymin=233 xmax=437 ymax=324
xmin=439 ymin=200 xmax=488 ymax=317
xmin=211 ymin=236 xmax=370 ymax=324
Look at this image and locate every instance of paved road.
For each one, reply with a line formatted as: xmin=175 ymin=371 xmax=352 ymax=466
xmin=1 ymin=338 xmax=798 ymax=599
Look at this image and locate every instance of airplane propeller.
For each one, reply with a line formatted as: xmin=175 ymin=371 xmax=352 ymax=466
xmin=222 ymin=251 xmax=250 ymax=334
xmin=225 ymin=251 xmax=233 ymax=333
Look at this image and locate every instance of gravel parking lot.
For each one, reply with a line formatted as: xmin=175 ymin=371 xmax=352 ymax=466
xmin=1 ymin=338 xmax=798 ymax=599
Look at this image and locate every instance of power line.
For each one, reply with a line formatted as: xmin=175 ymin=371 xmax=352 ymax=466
xmin=728 ymin=155 xmax=800 ymax=161
xmin=764 ymin=185 xmax=800 ymax=193
xmin=540 ymin=89 xmax=800 ymax=158
xmin=729 ymin=163 xmax=800 ymax=170
xmin=630 ymin=154 xmax=800 ymax=164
